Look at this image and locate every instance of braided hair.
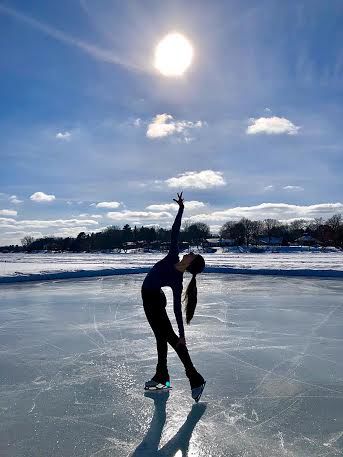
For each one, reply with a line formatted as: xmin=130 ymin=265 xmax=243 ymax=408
xmin=183 ymin=255 xmax=205 ymax=324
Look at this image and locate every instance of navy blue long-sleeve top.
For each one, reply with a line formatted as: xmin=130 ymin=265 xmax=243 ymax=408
xmin=142 ymin=206 xmax=184 ymax=337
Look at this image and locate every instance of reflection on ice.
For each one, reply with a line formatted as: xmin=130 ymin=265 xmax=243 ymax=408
xmin=0 ymin=274 xmax=342 ymax=456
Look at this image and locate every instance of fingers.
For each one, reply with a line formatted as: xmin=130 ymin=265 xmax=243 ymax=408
xmin=173 ymin=192 xmax=184 ymax=205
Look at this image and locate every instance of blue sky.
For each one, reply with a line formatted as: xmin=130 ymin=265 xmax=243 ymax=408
xmin=0 ymin=0 xmax=342 ymax=245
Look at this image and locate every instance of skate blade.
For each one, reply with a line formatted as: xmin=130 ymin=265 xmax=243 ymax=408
xmin=144 ymin=386 xmax=172 ymax=392
xmin=193 ymin=381 xmax=206 ymax=403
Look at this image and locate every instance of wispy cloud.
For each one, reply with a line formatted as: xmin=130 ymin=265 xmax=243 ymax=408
xmin=0 ymin=4 xmax=137 ymax=70
xmin=0 ymin=218 xmax=98 ymax=229
xmin=95 ymin=201 xmax=121 ymax=209
xmin=283 ymin=185 xmax=304 ymax=191
xmin=107 ymin=210 xmax=172 ymax=221
xmin=264 ymin=185 xmax=274 ymax=191
xmin=56 ymin=131 xmax=71 ymax=140
xmin=78 ymin=213 xmax=103 ymax=219
xmin=9 ymin=195 xmax=23 ymax=204
xmin=146 ymin=201 xmax=206 ymax=211
xmin=55 ymin=226 xmax=101 ymax=238
xmin=189 ymin=202 xmax=343 ymax=223
xmin=247 ymin=117 xmax=300 ymax=135
xmin=166 ymin=170 xmax=226 ymax=189
xmin=146 ymin=114 xmax=203 ymax=141
xmin=30 ymin=192 xmax=56 ymax=203
xmin=0 ymin=209 xmax=17 ymax=216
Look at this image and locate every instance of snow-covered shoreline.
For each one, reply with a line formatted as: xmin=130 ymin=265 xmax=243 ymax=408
xmin=1 ymin=250 xmax=342 ymax=283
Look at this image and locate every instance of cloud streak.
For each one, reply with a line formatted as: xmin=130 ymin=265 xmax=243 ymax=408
xmin=188 ymin=202 xmax=343 ymax=223
xmin=9 ymin=195 xmax=23 ymax=204
xmin=107 ymin=210 xmax=172 ymax=221
xmin=146 ymin=201 xmax=206 ymax=211
xmin=0 ymin=218 xmax=98 ymax=229
xmin=283 ymin=185 xmax=304 ymax=191
xmin=0 ymin=4 xmax=138 ymax=71
xmin=0 ymin=209 xmax=17 ymax=216
xmin=96 ymin=201 xmax=121 ymax=209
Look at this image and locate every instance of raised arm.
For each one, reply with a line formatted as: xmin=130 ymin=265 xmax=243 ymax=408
xmin=169 ymin=192 xmax=184 ymax=256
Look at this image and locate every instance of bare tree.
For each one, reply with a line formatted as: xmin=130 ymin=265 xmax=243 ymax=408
xmin=326 ymin=214 xmax=342 ymax=232
xmin=21 ymin=235 xmax=35 ymax=248
xmin=263 ymin=219 xmax=280 ymax=244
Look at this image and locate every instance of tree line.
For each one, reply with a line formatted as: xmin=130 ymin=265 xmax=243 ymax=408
xmin=0 ymin=214 xmax=342 ymax=253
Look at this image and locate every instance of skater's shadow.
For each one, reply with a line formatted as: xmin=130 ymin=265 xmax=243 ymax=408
xmin=131 ymin=391 xmax=207 ymax=456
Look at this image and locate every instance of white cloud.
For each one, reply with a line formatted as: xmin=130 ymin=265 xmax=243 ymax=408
xmin=0 ymin=209 xmax=17 ymax=216
xmin=146 ymin=201 xmax=206 ymax=211
xmin=30 ymin=192 xmax=56 ymax=203
xmin=78 ymin=213 xmax=103 ymax=219
xmin=247 ymin=117 xmax=300 ymax=135
xmin=283 ymin=185 xmax=304 ymax=191
xmin=0 ymin=218 xmax=98 ymax=229
xmin=9 ymin=195 xmax=23 ymax=204
xmin=264 ymin=107 xmax=272 ymax=112
xmin=107 ymin=210 xmax=172 ymax=221
xmin=146 ymin=113 xmax=203 ymax=141
xmin=96 ymin=201 xmax=121 ymax=209
xmin=3 ymin=230 xmax=43 ymax=237
xmin=55 ymin=227 xmax=97 ymax=238
xmin=264 ymin=185 xmax=274 ymax=191
xmin=166 ymin=170 xmax=226 ymax=189
xmin=188 ymin=202 xmax=343 ymax=224
xmin=133 ymin=118 xmax=141 ymax=127
xmin=0 ymin=217 xmax=17 ymax=226
xmin=56 ymin=131 xmax=71 ymax=140
xmin=209 ymin=225 xmax=221 ymax=235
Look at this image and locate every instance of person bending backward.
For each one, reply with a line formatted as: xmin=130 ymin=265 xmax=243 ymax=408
xmin=142 ymin=192 xmax=206 ymax=402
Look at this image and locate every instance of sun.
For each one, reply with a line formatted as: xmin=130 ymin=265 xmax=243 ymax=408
xmin=154 ymin=33 xmax=193 ymax=77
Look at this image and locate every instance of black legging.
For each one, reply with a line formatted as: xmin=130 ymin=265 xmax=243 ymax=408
xmin=142 ymin=287 xmax=197 ymax=381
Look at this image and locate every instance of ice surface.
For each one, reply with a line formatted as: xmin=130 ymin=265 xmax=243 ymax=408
xmin=0 ymin=251 xmax=342 ymax=283
xmin=0 ymin=274 xmax=342 ymax=456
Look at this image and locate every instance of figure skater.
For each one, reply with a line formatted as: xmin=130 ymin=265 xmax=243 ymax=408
xmin=142 ymin=192 xmax=206 ymax=402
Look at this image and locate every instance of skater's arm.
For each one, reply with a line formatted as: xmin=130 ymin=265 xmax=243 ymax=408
xmin=169 ymin=193 xmax=184 ymax=255
xmin=173 ymin=288 xmax=185 ymax=338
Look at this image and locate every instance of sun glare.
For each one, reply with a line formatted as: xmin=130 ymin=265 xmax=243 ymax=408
xmin=154 ymin=33 xmax=193 ymax=77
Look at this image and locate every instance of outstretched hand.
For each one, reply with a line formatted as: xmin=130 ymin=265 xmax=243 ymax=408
xmin=176 ymin=336 xmax=186 ymax=348
xmin=173 ymin=192 xmax=184 ymax=209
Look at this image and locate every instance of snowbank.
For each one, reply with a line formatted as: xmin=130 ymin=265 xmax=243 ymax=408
xmin=0 ymin=251 xmax=342 ymax=283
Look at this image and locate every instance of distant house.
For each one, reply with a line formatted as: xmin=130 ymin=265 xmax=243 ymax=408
xmin=258 ymin=236 xmax=283 ymax=246
xmin=294 ymin=234 xmax=320 ymax=246
xmin=203 ymin=238 xmax=235 ymax=247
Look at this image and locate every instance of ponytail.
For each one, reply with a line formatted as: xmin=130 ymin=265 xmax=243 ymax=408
xmin=183 ymin=273 xmax=198 ymax=324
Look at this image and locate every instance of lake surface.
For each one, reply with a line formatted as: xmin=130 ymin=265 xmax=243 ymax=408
xmin=0 ymin=274 xmax=342 ymax=456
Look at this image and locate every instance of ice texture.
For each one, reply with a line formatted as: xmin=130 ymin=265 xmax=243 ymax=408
xmin=0 ymin=274 xmax=342 ymax=456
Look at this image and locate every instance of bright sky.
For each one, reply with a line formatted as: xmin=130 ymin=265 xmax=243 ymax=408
xmin=0 ymin=0 xmax=342 ymax=245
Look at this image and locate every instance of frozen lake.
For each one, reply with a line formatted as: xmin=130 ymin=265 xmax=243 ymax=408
xmin=0 ymin=274 xmax=342 ymax=456
xmin=1 ymin=251 xmax=342 ymax=283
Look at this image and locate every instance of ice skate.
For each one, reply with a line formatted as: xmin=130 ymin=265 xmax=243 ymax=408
xmin=191 ymin=380 xmax=206 ymax=403
xmin=144 ymin=379 xmax=172 ymax=391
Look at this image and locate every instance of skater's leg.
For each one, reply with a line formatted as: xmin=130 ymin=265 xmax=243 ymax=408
xmin=153 ymin=306 xmax=200 ymax=382
xmin=142 ymin=288 xmax=204 ymax=389
xmin=155 ymin=290 xmax=169 ymax=377
xmin=142 ymin=288 xmax=169 ymax=382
